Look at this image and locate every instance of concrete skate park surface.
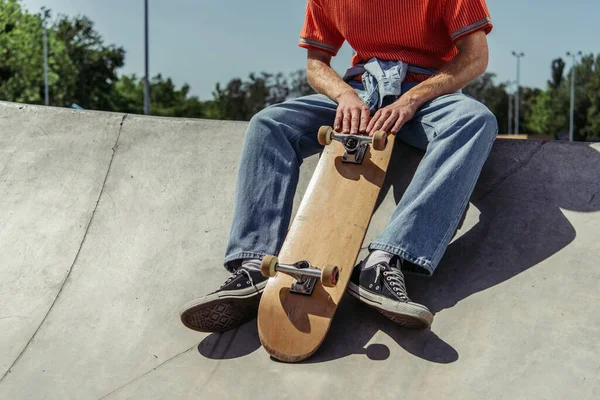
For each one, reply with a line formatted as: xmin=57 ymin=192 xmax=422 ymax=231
xmin=1 ymin=100 xmax=599 ymax=399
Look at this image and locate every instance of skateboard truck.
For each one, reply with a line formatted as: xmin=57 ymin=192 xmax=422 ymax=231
xmin=261 ymin=255 xmax=339 ymax=296
xmin=318 ymin=126 xmax=388 ymax=164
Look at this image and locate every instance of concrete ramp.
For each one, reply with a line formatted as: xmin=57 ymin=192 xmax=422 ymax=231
xmin=1 ymin=101 xmax=599 ymax=399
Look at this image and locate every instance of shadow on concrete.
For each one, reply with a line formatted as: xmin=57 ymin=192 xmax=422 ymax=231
xmin=305 ymin=295 xmax=458 ymax=364
xmin=376 ymin=139 xmax=599 ymax=317
xmin=198 ymin=321 xmax=262 ymax=360
xmin=197 ymin=139 xmax=600 ymax=364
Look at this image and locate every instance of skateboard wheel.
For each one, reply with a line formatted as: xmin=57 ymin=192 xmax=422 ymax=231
xmin=261 ymin=255 xmax=278 ymax=278
xmin=318 ymin=126 xmax=334 ymax=146
xmin=321 ymin=264 xmax=339 ymax=287
xmin=372 ymin=130 xmax=388 ymax=151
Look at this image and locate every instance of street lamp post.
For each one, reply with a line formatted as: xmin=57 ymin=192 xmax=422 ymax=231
xmin=42 ymin=9 xmax=50 ymax=106
xmin=144 ymin=0 xmax=150 ymax=115
xmin=511 ymin=52 xmax=525 ymax=135
xmin=505 ymin=80 xmax=516 ymax=135
xmin=508 ymin=92 xmax=513 ymax=135
xmin=566 ymin=51 xmax=582 ymax=142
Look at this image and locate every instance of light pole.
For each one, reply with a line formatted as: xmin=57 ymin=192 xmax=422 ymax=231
xmin=508 ymin=92 xmax=513 ymax=135
xmin=144 ymin=0 xmax=150 ymax=115
xmin=566 ymin=51 xmax=582 ymax=142
xmin=505 ymin=80 xmax=516 ymax=135
xmin=511 ymin=52 xmax=525 ymax=135
xmin=42 ymin=9 xmax=50 ymax=106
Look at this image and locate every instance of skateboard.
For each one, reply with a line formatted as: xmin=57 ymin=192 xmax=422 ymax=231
xmin=257 ymin=126 xmax=395 ymax=362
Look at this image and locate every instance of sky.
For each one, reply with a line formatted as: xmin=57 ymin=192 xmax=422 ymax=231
xmin=19 ymin=0 xmax=600 ymax=101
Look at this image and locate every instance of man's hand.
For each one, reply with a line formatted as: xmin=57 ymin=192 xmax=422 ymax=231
xmin=334 ymin=90 xmax=370 ymax=134
xmin=366 ymin=95 xmax=419 ymax=136
xmin=306 ymin=48 xmax=371 ymax=135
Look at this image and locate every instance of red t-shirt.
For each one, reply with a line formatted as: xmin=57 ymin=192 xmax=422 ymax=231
xmin=299 ymin=0 xmax=493 ymax=80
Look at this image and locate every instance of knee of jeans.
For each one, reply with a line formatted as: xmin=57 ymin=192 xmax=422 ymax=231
xmin=463 ymin=102 xmax=499 ymax=140
xmin=248 ymin=106 xmax=274 ymax=131
xmin=246 ymin=105 xmax=286 ymax=144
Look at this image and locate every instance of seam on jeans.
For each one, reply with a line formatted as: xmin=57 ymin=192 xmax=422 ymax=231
xmin=413 ymin=92 xmax=469 ymax=139
xmin=369 ymin=242 xmax=435 ymax=275
xmin=407 ymin=119 xmax=439 ymax=138
xmin=289 ymin=129 xmax=321 ymax=164
xmin=289 ymin=130 xmax=310 ymax=145
xmin=430 ymin=127 xmax=498 ymax=265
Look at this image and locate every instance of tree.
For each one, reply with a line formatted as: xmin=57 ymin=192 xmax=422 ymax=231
xmin=54 ymin=14 xmax=125 ymax=110
xmin=570 ymin=54 xmax=595 ymax=141
xmin=0 ymin=0 xmax=74 ymax=105
xmin=110 ymin=73 xmax=207 ymax=118
xmin=526 ymin=88 xmax=568 ymax=135
xmin=548 ymin=58 xmax=565 ymax=89
xmin=582 ymin=54 xmax=600 ymax=141
xmin=209 ymin=70 xmax=313 ymax=121
xmin=526 ymin=55 xmax=599 ymax=139
xmin=518 ymin=87 xmax=543 ymax=135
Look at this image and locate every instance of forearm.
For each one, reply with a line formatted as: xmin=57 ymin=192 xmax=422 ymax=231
xmin=403 ymin=35 xmax=489 ymax=110
xmin=306 ymin=58 xmax=355 ymax=103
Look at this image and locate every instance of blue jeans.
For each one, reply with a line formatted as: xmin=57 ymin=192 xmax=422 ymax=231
xmin=223 ymin=81 xmax=498 ymax=276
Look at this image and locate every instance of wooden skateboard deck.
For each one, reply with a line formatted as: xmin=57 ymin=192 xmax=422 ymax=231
xmin=257 ymin=127 xmax=395 ymax=362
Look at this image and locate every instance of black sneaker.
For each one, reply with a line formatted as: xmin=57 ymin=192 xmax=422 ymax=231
xmin=347 ymin=257 xmax=433 ymax=328
xmin=179 ymin=267 xmax=268 ymax=333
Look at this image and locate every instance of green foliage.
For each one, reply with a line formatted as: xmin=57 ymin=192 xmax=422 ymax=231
xmin=110 ymin=74 xmax=209 ymax=118
xmin=0 ymin=0 xmax=73 ymax=104
xmin=526 ymin=54 xmax=599 ymax=140
xmin=518 ymin=87 xmax=543 ymax=135
xmin=54 ymin=14 xmax=125 ymax=110
xmin=527 ymin=88 xmax=568 ymax=135
xmin=210 ymin=71 xmax=315 ymax=121
xmin=583 ymin=55 xmax=600 ymax=141
xmin=548 ymin=58 xmax=565 ymax=89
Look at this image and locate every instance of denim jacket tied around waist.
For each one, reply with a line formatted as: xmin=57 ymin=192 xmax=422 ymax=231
xmin=342 ymin=58 xmax=436 ymax=111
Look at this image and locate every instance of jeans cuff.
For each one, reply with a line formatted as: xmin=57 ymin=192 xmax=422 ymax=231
xmin=223 ymin=251 xmax=268 ymax=272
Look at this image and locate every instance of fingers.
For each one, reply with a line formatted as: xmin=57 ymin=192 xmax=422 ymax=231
xmin=381 ymin=112 xmax=403 ymax=133
xmin=336 ymin=102 xmax=371 ymax=134
xmin=391 ymin=116 xmax=406 ymax=134
xmin=350 ymin=108 xmax=360 ymax=134
xmin=352 ymin=104 xmax=371 ymax=134
xmin=334 ymin=109 xmax=343 ymax=132
xmin=366 ymin=111 xmax=378 ymax=134
xmin=342 ymin=110 xmax=352 ymax=134
xmin=367 ymin=108 xmax=408 ymax=136
xmin=359 ymin=105 xmax=370 ymax=133
xmin=368 ymin=109 xmax=395 ymax=136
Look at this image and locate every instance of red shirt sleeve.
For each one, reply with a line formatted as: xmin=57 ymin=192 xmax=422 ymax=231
xmin=444 ymin=0 xmax=493 ymax=42
xmin=299 ymin=0 xmax=345 ymax=56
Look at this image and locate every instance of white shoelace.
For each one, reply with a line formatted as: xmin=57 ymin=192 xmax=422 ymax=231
xmin=220 ymin=268 xmax=255 ymax=289
xmin=375 ymin=264 xmax=409 ymax=301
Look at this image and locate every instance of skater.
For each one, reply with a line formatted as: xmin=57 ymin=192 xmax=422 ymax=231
xmin=180 ymin=0 xmax=497 ymax=332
